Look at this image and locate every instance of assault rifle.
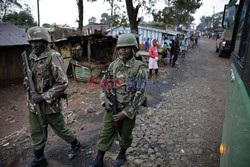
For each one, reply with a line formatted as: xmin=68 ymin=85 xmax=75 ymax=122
xmin=21 ymin=51 xmax=47 ymax=138
xmin=103 ymin=70 xmax=120 ymax=140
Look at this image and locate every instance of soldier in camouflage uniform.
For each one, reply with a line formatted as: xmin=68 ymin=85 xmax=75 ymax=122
xmin=88 ymin=33 xmax=147 ymax=167
xmin=24 ymin=26 xmax=80 ymax=167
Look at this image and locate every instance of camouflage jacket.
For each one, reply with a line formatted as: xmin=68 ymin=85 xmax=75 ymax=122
xmin=27 ymin=47 xmax=68 ymax=114
xmin=100 ymin=56 xmax=147 ymax=119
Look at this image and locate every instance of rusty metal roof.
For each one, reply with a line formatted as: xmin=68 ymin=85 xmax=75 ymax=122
xmin=0 ymin=23 xmax=29 ymax=46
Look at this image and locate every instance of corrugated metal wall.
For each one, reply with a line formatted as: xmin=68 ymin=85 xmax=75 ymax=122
xmin=108 ymin=26 xmax=166 ymax=46
xmin=0 ymin=46 xmax=25 ymax=86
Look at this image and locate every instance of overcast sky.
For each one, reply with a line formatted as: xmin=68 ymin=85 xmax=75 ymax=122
xmin=20 ymin=0 xmax=229 ymax=27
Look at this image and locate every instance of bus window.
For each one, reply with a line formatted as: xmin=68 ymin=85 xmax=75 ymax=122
xmin=234 ymin=1 xmax=248 ymax=61
xmin=222 ymin=5 xmax=237 ymax=29
xmin=243 ymin=16 xmax=250 ymax=95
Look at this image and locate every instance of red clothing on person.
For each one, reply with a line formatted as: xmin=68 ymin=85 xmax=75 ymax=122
xmin=149 ymin=45 xmax=158 ymax=58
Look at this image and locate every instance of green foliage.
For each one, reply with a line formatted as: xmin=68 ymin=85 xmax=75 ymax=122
xmin=42 ymin=23 xmax=52 ymax=28
xmin=3 ymin=11 xmax=37 ymax=29
xmin=149 ymin=21 xmax=165 ymax=28
xmin=88 ymin=16 xmax=97 ymax=24
xmin=120 ymin=15 xmax=128 ymax=27
xmin=100 ymin=12 xmax=111 ymax=24
xmin=103 ymin=0 xmax=125 ymax=29
xmin=196 ymin=11 xmax=223 ymax=31
xmin=88 ymin=0 xmax=201 ymax=33
xmin=100 ymin=12 xmax=128 ymax=27
xmin=153 ymin=0 xmax=202 ymax=27
xmin=0 ymin=0 xmax=22 ymax=22
xmin=112 ymin=14 xmax=121 ymax=27
xmin=212 ymin=12 xmax=223 ymax=28
xmin=197 ymin=15 xmax=212 ymax=30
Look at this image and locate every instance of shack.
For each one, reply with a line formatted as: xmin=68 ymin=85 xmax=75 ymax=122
xmin=52 ymin=34 xmax=117 ymax=82
xmin=0 ymin=23 xmax=29 ymax=86
xmin=106 ymin=26 xmax=168 ymax=46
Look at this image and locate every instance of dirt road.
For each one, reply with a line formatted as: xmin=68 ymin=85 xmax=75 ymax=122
xmin=0 ymin=38 xmax=229 ymax=167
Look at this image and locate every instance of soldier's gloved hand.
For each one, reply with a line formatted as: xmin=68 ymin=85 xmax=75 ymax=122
xmin=113 ymin=112 xmax=126 ymax=121
xmin=31 ymin=92 xmax=43 ymax=103
xmin=104 ymin=100 xmax=113 ymax=112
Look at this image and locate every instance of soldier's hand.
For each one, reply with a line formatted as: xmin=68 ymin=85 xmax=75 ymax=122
xmin=104 ymin=100 xmax=113 ymax=112
xmin=113 ymin=112 xmax=126 ymax=121
xmin=31 ymin=92 xmax=43 ymax=103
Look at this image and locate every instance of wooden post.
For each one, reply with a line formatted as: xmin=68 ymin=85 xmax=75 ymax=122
xmin=72 ymin=63 xmax=76 ymax=80
xmin=87 ymin=37 xmax=91 ymax=65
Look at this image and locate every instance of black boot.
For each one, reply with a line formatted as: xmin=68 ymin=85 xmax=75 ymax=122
xmin=88 ymin=150 xmax=105 ymax=167
xmin=114 ymin=148 xmax=127 ymax=167
xmin=68 ymin=138 xmax=81 ymax=159
xmin=155 ymin=69 xmax=159 ymax=79
xmin=149 ymin=69 xmax=153 ymax=79
xmin=26 ymin=149 xmax=48 ymax=167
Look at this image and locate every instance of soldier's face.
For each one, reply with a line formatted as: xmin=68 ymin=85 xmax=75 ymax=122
xmin=118 ymin=47 xmax=133 ymax=61
xmin=30 ymin=40 xmax=45 ymax=55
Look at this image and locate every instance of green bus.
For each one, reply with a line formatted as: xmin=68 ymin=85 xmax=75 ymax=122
xmin=220 ymin=0 xmax=250 ymax=166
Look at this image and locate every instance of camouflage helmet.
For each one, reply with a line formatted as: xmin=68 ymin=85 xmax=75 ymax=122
xmin=26 ymin=26 xmax=51 ymax=42
xmin=116 ymin=33 xmax=138 ymax=49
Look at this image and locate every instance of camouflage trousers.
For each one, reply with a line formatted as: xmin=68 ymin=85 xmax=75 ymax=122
xmin=97 ymin=110 xmax=136 ymax=151
xmin=29 ymin=111 xmax=76 ymax=150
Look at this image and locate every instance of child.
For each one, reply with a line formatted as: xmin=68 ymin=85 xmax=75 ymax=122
xmin=148 ymin=39 xmax=159 ymax=78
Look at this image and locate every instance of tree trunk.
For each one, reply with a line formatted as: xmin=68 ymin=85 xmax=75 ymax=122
xmin=77 ymin=0 xmax=83 ymax=31
xmin=125 ymin=0 xmax=141 ymax=34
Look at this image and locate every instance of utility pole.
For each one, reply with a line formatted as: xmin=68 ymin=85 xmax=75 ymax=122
xmin=212 ymin=6 xmax=215 ymax=28
xmin=37 ymin=0 xmax=40 ymax=26
xmin=110 ymin=0 xmax=114 ymax=36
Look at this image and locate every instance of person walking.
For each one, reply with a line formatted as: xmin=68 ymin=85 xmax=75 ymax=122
xmin=88 ymin=33 xmax=147 ymax=167
xmin=161 ymin=42 xmax=168 ymax=65
xmin=144 ymin=37 xmax=150 ymax=52
xmin=148 ymin=38 xmax=159 ymax=79
xmin=180 ymin=37 xmax=188 ymax=61
xmin=162 ymin=42 xmax=167 ymax=59
xmin=24 ymin=26 xmax=80 ymax=167
xmin=171 ymin=35 xmax=180 ymax=67
xmin=166 ymin=38 xmax=173 ymax=64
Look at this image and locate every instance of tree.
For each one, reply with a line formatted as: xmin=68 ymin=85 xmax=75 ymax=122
xmin=122 ymin=0 xmax=201 ymax=34
xmin=76 ymin=0 xmax=97 ymax=30
xmin=76 ymin=0 xmax=83 ymax=30
xmin=100 ymin=12 xmax=127 ymax=27
xmin=112 ymin=14 xmax=121 ymax=27
xmin=100 ymin=12 xmax=111 ymax=24
xmin=212 ymin=11 xmax=223 ymax=29
xmin=197 ymin=15 xmax=213 ymax=31
xmin=196 ymin=11 xmax=223 ymax=31
xmin=0 ymin=0 xmax=22 ymax=22
xmin=149 ymin=21 xmax=165 ymax=28
xmin=101 ymin=0 xmax=201 ymax=34
xmin=124 ymin=0 xmax=141 ymax=33
xmin=120 ymin=15 xmax=128 ymax=27
xmin=155 ymin=0 xmax=202 ymax=28
xmin=88 ymin=16 xmax=97 ymax=24
xmin=3 ymin=11 xmax=36 ymax=29
xmin=101 ymin=0 xmax=156 ymax=34
xmin=42 ymin=23 xmax=52 ymax=28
